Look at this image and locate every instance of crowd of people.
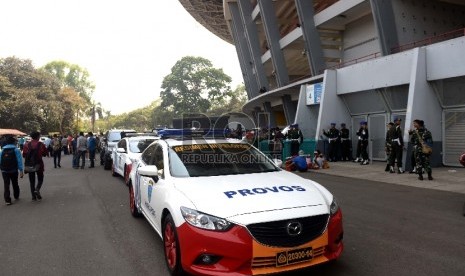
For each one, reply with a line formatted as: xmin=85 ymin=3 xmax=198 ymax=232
xmin=0 ymin=119 xmax=451 ymax=206
xmin=0 ymin=131 xmax=101 ymax=205
xmin=321 ymin=121 xmax=369 ymax=164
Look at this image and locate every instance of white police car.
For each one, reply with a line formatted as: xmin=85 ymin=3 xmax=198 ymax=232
xmin=111 ymin=134 xmax=159 ymax=185
xmin=129 ymin=129 xmax=343 ymax=276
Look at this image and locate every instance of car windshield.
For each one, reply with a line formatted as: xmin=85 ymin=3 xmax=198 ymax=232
xmin=129 ymin=139 xmax=156 ymax=153
xmin=169 ymin=143 xmax=279 ymax=177
xmin=108 ymin=132 xmax=122 ymax=142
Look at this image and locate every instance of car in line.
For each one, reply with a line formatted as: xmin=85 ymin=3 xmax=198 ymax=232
xmin=128 ymin=129 xmax=343 ymax=276
xmin=100 ymin=129 xmax=136 ymax=170
xmin=111 ymin=133 xmax=159 ymax=185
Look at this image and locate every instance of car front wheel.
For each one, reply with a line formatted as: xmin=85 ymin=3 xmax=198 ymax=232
xmin=103 ymin=154 xmax=112 ymax=170
xmin=111 ymin=163 xmax=118 ymax=177
xmin=129 ymin=185 xmax=141 ymax=217
xmin=163 ymin=214 xmax=184 ymax=276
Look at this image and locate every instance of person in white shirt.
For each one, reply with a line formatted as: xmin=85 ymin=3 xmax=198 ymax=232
xmin=76 ymin=132 xmax=88 ymax=169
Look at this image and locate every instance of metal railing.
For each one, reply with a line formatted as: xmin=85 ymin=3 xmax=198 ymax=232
xmin=391 ymin=28 xmax=465 ymax=54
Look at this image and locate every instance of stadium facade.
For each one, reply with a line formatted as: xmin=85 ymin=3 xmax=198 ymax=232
xmin=180 ymin=0 xmax=465 ymax=167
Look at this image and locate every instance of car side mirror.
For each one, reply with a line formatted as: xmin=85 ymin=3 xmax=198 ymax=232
xmin=138 ymin=165 xmax=160 ymax=183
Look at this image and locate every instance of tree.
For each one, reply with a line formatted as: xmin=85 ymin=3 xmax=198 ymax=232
xmin=42 ymin=61 xmax=95 ymax=103
xmin=42 ymin=60 xmax=97 ymax=133
xmin=88 ymin=101 xmax=104 ymax=133
xmin=160 ymin=56 xmax=232 ymax=116
xmin=209 ymin=84 xmax=248 ymax=115
xmin=0 ymin=57 xmax=62 ymax=133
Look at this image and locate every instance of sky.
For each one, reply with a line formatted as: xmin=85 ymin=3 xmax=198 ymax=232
xmin=0 ymin=0 xmax=244 ymax=115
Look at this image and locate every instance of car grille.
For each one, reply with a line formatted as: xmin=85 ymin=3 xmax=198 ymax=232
xmin=251 ymin=246 xmax=325 ymax=269
xmin=247 ymin=214 xmax=329 ymax=247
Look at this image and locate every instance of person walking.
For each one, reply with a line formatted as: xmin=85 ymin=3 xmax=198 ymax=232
xmin=61 ymin=135 xmax=69 ymax=155
xmin=354 ymin=121 xmax=369 ymax=164
xmin=67 ymin=134 xmax=74 ymax=155
xmin=339 ymin=123 xmax=351 ymax=161
xmin=384 ymin=122 xmax=394 ymax=172
xmin=388 ymin=117 xmax=405 ymax=173
xmin=323 ymin=123 xmax=340 ymax=162
xmin=76 ymin=132 xmax=88 ymax=169
xmin=50 ymin=134 xmax=62 ymax=168
xmin=0 ymin=136 xmax=24 ymax=205
xmin=410 ymin=119 xmax=433 ymax=180
xmin=18 ymin=136 xmax=25 ymax=151
xmin=22 ymin=131 xmax=48 ymax=201
xmin=87 ymin=132 xmax=97 ymax=168
xmin=72 ymin=134 xmax=79 ymax=169
xmin=358 ymin=121 xmax=369 ymax=165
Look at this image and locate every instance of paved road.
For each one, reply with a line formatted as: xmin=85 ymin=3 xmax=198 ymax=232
xmin=0 ymin=155 xmax=464 ymax=276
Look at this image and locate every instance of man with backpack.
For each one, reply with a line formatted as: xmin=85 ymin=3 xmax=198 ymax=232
xmin=22 ymin=131 xmax=48 ymax=201
xmin=0 ymin=136 xmax=24 ymax=205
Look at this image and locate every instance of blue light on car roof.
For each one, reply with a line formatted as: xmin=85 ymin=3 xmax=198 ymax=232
xmin=158 ymin=128 xmax=227 ymax=139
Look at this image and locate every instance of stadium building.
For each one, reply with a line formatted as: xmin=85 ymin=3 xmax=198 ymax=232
xmin=180 ymin=0 xmax=465 ymax=167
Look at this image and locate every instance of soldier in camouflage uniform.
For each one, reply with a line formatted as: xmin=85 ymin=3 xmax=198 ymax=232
xmin=409 ymin=119 xmax=433 ymax=180
xmin=323 ymin=123 xmax=340 ymax=162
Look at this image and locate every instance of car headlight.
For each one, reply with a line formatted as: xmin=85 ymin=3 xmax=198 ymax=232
xmin=180 ymin=206 xmax=233 ymax=231
xmin=330 ymin=198 xmax=339 ymax=215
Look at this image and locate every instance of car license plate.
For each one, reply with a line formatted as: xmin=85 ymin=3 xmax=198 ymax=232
xmin=276 ymin=247 xmax=313 ymax=267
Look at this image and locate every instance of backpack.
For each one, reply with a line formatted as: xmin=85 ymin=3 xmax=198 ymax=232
xmin=24 ymin=143 xmax=39 ymax=167
xmin=52 ymin=138 xmax=61 ymax=151
xmin=1 ymin=148 xmax=17 ymax=171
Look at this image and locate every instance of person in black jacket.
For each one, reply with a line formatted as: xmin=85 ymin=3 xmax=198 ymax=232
xmin=388 ymin=117 xmax=405 ymax=173
xmin=339 ymin=123 xmax=351 ymax=161
xmin=357 ymin=121 xmax=369 ymax=165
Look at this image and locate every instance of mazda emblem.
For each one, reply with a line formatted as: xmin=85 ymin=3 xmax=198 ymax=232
xmin=286 ymin=221 xmax=303 ymax=236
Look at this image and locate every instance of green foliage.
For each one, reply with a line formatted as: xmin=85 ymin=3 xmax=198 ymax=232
xmin=0 ymin=57 xmax=63 ymax=134
xmin=209 ymin=84 xmax=247 ymax=115
xmin=42 ymin=60 xmax=98 ymax=134
xmin=42 ymin=60 xmax=95 ymax=104
xmin=160 ymin=56 xmax=232 ymax=116
xmin=1 ymin=55 xmax=246 ymax=136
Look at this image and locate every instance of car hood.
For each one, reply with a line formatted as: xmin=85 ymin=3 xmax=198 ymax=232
xmin=173 ymin=171 xmax=329 ymax=223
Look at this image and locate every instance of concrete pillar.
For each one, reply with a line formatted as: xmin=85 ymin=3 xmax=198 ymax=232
xmin=258 ymin=0 xmax=289 ymax=86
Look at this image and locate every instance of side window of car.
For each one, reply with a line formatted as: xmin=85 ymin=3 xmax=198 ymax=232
xmin=142 ymin=144 xmax=156 ymax=164
xmin=121 ymin=139 xmax=127 ymax=151
xmin=153 ymin=145 xmax=165 ymax=179
xmin=117 ymin=139 xmax=124 ymax=149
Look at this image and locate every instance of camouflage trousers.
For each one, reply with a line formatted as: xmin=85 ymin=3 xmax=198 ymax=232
xmin=414 ymin=146 xmax=432 ymax=174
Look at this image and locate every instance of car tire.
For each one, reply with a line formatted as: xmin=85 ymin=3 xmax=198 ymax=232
xmin=124 ymin=166 xmax=129 ymax=186
xmin=111 ymin=163 xmax=118 ymax=177
xmin=100 ymin=150 xmax=105 ymax=165
xmin=104 ymin=156 xmax=112 ymax=170
xmin=163 ymin=214 xmax=184 ymax=276
xmin=129 ymin=185 xmax=141 ymax=217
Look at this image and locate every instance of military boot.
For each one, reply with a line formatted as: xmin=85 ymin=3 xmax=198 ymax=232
xmin=427 ymin=172 xmax=433 ymax=180
xmin=418 ymin=173 xmax=423 ymax=180
xmin=385 ymin=164 xmax=390 ymax=172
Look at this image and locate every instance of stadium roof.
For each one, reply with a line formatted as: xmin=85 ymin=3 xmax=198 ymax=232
xmin=179 ymin=0 xmax=233 ymax=44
